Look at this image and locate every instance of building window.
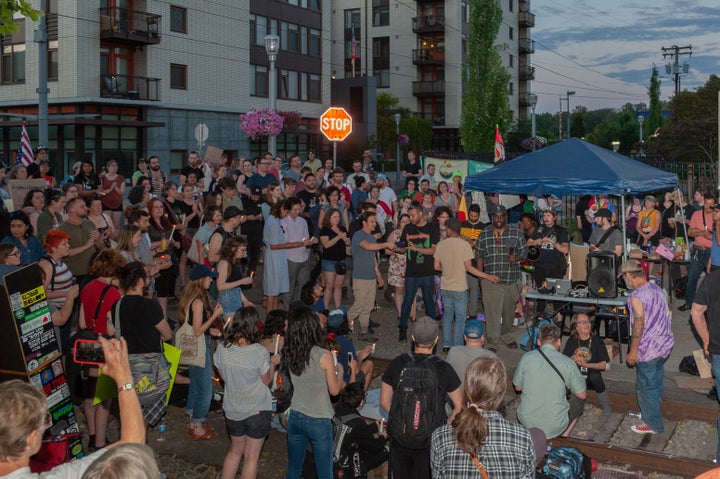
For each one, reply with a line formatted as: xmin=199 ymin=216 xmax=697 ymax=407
xmin=374 ymin=69 xmax=390 ymax=88
xmin=509 ymin=54 xmax=513 ymax=68
xmin=373 ymin=6 xmax=389 ymax=26
xmin=251 ymin=65 xmax=268 ymax=97
xmin=280 ymin=69 xmax=299 ymax=99
xmin=2 ymin=43 xmax=25 ymax=84
xmin=48 ymin=41 xmax=58 ymax=80
xmin=373 ymin=37 xmax=389 ymax=57
xmin=281 ymin=22 xmax=300 ymax=52
xmin=251 ymin=15 xmax=268 ymax=46
xmin=309 ymin=0 xmax=320 ymax=10
xmin=509 ymin=26 xmax=513 ymax=40
xmin=345 ymin=8 xmax=361 ymax=29
xmin=309 ymin=28 xmax=321 ymax=56
xmin=308 ymin=74 xmax=320 ymax=102
xmin=170 ymin=63 xmax=187 ymax=89
xmin=170 ymin=6 xmax=187 ymax=33
xmin=509 ymin=0 xmax=513 ymax=12
xmin=170 ymin=150 xmax=186 ymax=174
xmin=508 ymin=82 xmax=514 ymax=95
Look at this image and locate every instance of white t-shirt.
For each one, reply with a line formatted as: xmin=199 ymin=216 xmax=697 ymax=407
xmin=378 ymin=187 xmax=397 ymax=212
xmin=2 ymin=449 xmax=106 ymax=479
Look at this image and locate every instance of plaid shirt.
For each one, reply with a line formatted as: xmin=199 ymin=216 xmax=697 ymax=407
xmin=475 ymin=225 xmax=527 ymax=283
xmin=431 ymin=411 xmax=536 ymax=479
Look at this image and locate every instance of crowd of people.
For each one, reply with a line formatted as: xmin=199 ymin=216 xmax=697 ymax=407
xmin=0 ymin=147 xmax=711 ymax=478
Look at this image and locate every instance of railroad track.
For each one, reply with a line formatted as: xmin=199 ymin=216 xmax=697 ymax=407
xmin=371 ymin=357 xmax=718 ymax=478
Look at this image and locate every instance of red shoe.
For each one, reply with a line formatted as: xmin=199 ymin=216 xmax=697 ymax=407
xmin=190 ymin=426 xmax=218 ymax=441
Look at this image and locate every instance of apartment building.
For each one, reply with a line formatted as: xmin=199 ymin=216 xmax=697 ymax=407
xmin=0 ymin=0 xmax=331 ymax=178
xmin=330 ymin=0 xmax=534 ymax=150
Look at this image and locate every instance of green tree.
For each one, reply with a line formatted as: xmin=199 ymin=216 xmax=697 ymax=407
xmin=460 ymin=0 xmax=512 ymax=152
xmin=0 ymin=1 xmax=41 ymax=35
xmin=646 ymin=66 xmax=665 ymax=136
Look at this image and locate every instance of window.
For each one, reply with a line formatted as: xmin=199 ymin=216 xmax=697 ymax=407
xmin=373 ymin=37 xmax=390 ymax=57
xmin=509 ymin=26 xmax=513 ymax=40
xmin=345 ymin=8 xmax=360 ymax=28
xmin=280 ymin=69 xmax=299 ymax=99
xmin=1 ymin=19 xmax=25 ymax=84
xmin=281 ymin=22 xmax=300 ymax=52
xmin=509 ymin=54 xmax=513 ymax=68
xmin=170 ymin=150 xmax=186 ymax=173
xmin=48 ymin=41 xmax=58 ymax=81
xmin=373 ymin=69 xmax=390 ymax=88
xmin=170 ymin=6 xmax=187 ymax=33
xmin=300 ymin=26 xmax=308 ymax=54
xmin=509 ymin=0 xmax=513 ymax=12
xmin=309 ymin=0 xmax=320 ymax=11
xmin=373 ymin=6 xmax=389 ymax=26
xmin=308 ymin=74 xmax=320 ymax=102
xmin=508 ymin=82 xmax=514 ymax=95
xmin=170 ymin=63 xmax=187 ymax=89
xmin=309 ymin=29 xmax=321 ymax=56
xmin=251 ymin=15 xmax=268 ymax=46
xmin=251 ymin=65 xmax=268 ymax=96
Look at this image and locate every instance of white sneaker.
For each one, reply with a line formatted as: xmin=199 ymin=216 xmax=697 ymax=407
xmin=631 ymin=423 xmax=656 ymax=434
xmin=513 ymin=314 xmax=525 ymax=326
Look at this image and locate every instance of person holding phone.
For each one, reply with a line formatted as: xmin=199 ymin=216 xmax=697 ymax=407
xmin=320 ymin=208 xmax=350 ymax=310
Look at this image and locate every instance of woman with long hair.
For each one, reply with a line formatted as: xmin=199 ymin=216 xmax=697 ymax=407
xmin=87 ymin=195 xmax=115 ymax=245
xmin=300 ymin=280 xmax=326 ymax=314
xmin=0 ymin=243 xmax=22 ymax=280
xmin=116 ymin=224 xmax=142 ymax=263
xmin=431 ymin=356 xmax=535 ymax=478
xmin=399 ymin=178 xmax=417 ymax=201
xmin=99 ymin=159 xmax=125 ymax=233
xmin=432 ymin=206 xmax=453 ymax=241
xmin=3 ymin=210 xmax=45 ymax=265
xmin=387 ymin=213 xmax=410 ymax=320
xmin=435 ymin=181 xmax=458 ymax=214
xmin=625 ymin=194 xmax=643 ymax=243
xmin=36 ymin=189 xmax=65 ymax=241
xmin=318 ymin=186 xmax=349 ymax=229
xmin=75 ymin=159 xmax=101 ymax=199
xmin=147 ymin=197 xmax=180 ymax=321
xmin=215 ymin=307 xmax=280 ymax=479
xmin=284 ymin=307 xmax=346 ymax=479
xmin=319 ymin=207 xmax=350 ymax=310
xmin=178 ymin=264 xmax=224 ymax=440
xmin=261 ymin=182 xmax=283 ymax=221
xmin=21 ymin=188 xmax=45 ymax=233
xmin=217 ymin=236 xmax=254 ymax=317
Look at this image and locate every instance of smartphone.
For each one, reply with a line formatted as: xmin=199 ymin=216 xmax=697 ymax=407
xmin=73 ymin=339 xmax=105 ymax=366
xmin=347 ymin=352 xmax=353 ymax=363
xmin=395 ymin=241 xmax=406 ymax=248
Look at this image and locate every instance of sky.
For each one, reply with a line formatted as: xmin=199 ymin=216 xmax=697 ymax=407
xmin=528 ymin=0 xmax=720 ymax=113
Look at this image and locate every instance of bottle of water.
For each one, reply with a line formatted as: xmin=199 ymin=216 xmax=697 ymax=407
xmin=157 ymin=419 xmax=167 ymax=442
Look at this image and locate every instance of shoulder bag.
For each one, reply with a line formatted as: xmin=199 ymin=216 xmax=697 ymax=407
xmin=174 ymin=303 xmax=206 ymax=367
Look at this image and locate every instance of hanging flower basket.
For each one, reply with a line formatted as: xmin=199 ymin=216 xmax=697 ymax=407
xmin=240 ymin=109 xmax=284 ymax=141
xmin=398 ymin=134 xmax=410 ymax=145
xmin=280 ymin=111 xmax=302 ymax=134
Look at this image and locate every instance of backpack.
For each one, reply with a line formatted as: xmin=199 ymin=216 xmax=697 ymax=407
xmin=332 ymin=413 xmax=367 ymax=479
xmin=520 ymin=318 xmax=554 ymax=351
xmin=387 ymin=353 xmax=445 ymax=449
xmin=540 ymin=446 xmax=587 ymax=479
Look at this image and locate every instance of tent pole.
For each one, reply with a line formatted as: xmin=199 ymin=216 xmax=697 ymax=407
xmin=676 ymin=188 xmax=689 ymax=243
xmin=621 ymin=194 xmax=627 ymax=263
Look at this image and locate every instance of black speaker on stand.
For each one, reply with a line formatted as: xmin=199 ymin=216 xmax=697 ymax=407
xmin=587 ymin=251 xmax=618 ymax=298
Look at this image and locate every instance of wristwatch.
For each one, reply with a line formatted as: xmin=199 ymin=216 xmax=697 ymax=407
xmin=117 ymin=382 xmax=134 ymax=393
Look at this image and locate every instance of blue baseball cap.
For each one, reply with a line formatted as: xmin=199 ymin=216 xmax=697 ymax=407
xmin=464 ymin=319 xmax=485 ymax=339
xmin=327 ymin=306 xmax=349 ymax=328
xmin=189 ymin=264 xmax=219 ymax=281
xmin=376 ymin=173 xmax=387 ymax=181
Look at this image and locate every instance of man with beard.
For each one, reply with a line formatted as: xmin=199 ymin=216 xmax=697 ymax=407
xmin=460 ymin=203 xmax=484 ymax=320
xmin=247 ymin=152 xmax=275 ymax=197
xmin=59 ymin=197 xmax=104 ymax=283
xmin=297 ymin=171 xmax=319 ymax=234
xmin=347 ymin=159 xmax=370 ymax=191
xmin=147 ymin=156 xmax=168 ymax=197
xmin=303 ymin=150 xmax=322 ymax=173
xmin=330 ymin=167 xmax=352 ymax=204
xmin=526 ymin=207 xmax=569 ymax=317
xmin=180 ymin=151 xmax=205 ymax=190
xmin=589 ymin=208 xmax=623 ymax=258
xmin=475 ymin=204 xmax=527 ymax=352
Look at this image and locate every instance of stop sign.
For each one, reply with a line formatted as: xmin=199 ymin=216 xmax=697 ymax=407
xmin=320 ymin=107 xmax=352 ymax=141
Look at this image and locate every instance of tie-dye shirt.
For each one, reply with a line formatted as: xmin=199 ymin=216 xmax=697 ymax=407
xmin=628 ymin=281 xmax=674 ymax=362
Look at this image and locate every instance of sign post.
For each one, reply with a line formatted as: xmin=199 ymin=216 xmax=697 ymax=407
xmin=320 ymin=107 xmax=353 ymax=168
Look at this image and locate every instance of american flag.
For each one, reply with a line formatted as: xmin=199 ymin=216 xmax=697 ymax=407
xmin=351 ymin=27 xmax=357 ymax=60
xmin=16 ymin=121 xmax=34 ymax=167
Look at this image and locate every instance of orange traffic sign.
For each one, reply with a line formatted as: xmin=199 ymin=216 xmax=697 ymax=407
xmin=320 ymin=107 xmax=352 ymax=141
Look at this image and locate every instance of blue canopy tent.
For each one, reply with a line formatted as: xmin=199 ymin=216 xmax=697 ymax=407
xmin=464 ymin=138 xmax=680 ymax=261
xmin=464 ymin=138 xmax=678 ymax=196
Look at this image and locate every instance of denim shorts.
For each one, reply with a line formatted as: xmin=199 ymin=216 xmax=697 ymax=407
xmin=225 ymin=410 xmax=272 ymax=439
xmin=322 ymin=259 xmax=338 ymax=272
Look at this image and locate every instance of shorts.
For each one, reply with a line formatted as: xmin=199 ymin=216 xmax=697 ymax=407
xmin=225 ymin=410 xmax=272 ymax=439
xmin=568 ymin=395 xmax=585 ymax=423
xmin=322 ymin=259 xmax=340 ymax=273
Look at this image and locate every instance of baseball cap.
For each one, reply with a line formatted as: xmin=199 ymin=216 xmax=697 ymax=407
xmin=488 ymin=204 xmax=507 ymax=215
xmin=376 ymin=173 xmax=387 ymax=181
xmin=595 ymin=208 xmax=612 ymax=219
xmin=619 ymin=259 xmax=644 ymax=275
xmin=541 ymin=207 xmax=557 ymax=216
xmin=644 ymin=195 xmax=657 ymax=203
xmin=464 ymin=319 xmax=485 ymax=339
xmin=223 ymin=205 xmax=242 ymax=220
xmin=327 ymin=306 xmax=349 ymax=328
xmin=445 ymin=217 xmax=461 ymax=233
xmin=250 ymin=186 xmax=262 ymax=196
xmin=412 ymin=316 xmax=439 ymax=344
xmin=189 ymin=264 xmax=218 ymax=281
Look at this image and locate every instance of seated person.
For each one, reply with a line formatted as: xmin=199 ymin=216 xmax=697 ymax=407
xmin=335 ymin=382 xmax=389 ymax=473
xmin=327 ymin=308 xmax=374 ymax=392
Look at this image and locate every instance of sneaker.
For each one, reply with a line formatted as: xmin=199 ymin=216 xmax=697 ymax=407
xmin=513 ymin=313 xmax=525 ymax=326
xmin=631 ymin=423 xmax=656 ymax=434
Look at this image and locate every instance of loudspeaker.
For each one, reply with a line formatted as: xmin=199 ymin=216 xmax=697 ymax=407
xmin=587 ymin=251 xmax=617 ymax=298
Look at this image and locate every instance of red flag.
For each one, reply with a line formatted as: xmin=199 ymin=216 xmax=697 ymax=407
xmin=457 ymin=194 xmax=468 ymax=222
xmin=494 ymin=125 xmax=505 ymax=163
xmin=17 ymin=121 xmax=34 ymax=167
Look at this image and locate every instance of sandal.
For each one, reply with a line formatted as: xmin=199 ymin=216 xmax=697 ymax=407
xmin=190 ymin=426 xmax=217 ymax=441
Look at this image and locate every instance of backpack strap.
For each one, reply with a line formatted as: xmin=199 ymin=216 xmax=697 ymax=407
xmin=594 ymin=226 xmax=619 ymax=247
xmin=41 ymin=256 xmax=57 ymax=290
xmin=537 ymin=347 xmax=570 ymax=396
xmin=88 ymin=283 xmax=113 ymax=333
xmin=469 ymin=455 xmax=490 ymax=479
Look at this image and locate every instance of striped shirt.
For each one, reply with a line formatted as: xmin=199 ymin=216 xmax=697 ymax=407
xmin=42 ymin=256 xmax=75 ymax=308
xmin=213 ymin=343 xmax=272 ymax=421
xmin=628 ymin=281 xmax=674 ymax=362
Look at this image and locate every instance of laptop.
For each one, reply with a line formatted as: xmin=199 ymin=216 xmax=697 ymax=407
xmin=546 ymin=278 xmax=572 ymax=296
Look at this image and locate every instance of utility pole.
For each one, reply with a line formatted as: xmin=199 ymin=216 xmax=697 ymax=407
xmin=34 ymin=0 xmax=49 ymax=147
xmin=558 ymin=96 xmax=564 ymax=139
xmin=662 ymin=45 xmax=692 ymax=97
xmin=566 ymin=90 xmax=575 ymax=139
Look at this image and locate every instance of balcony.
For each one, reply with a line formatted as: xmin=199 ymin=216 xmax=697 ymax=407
xmin=412 ymin=47 xmax=445 ymax=65
xmin=99 ymin=7 xmax=161 ymax=46
xmin=519 ymin=11 xmax=535 ymax=28
xmin=519 ymin=37 xmax=535 ymax=54
xmin=519 ymin=65 xmax=535 ymax=81
xmin=412 ymin=80 xmax=445 ymax=97
xmin=100 ymin=74 xmax=161 ymax=101
xmin=413 ymin=111 xmax=446 ymax=126
xmin=412 ymin=15 xmax=445 ymax=34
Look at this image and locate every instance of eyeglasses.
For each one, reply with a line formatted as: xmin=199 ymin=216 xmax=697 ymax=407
xmin=8 ymin=251 xmax=20 ymax=257
xmin=576 ymin=320 xmax=591 ymax=325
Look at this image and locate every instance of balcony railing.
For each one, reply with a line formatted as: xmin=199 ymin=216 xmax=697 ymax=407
xmin=413 ymin=111 xmax=446 ymax=126
xmin=412 ymin=80 xmax=445 ymax=97
xmin=99 ymin=7 xmax=161 ymax=45
xmin=412 ymin=47 xmax=445 ymax=65
xmin=100 ymin=74 xmax=161 ymax=101
xmin=519 ymin=65 xmax=535 ymax=81
xmin=519 ymin=37 xmax=534 ymax=54
xmin=412 ymin=15 xmax=445 ymax=34
xmin=519 ymin=11 xmax=535 ymax=28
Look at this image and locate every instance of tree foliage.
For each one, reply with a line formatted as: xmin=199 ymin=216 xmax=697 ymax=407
xmin=0 ymin=1 xmax=41 ymax=35
xmin=646 ymin=66 xmax=665 ymax=136
xmin=374 ymin=93 xmax=432 ymax=163
xmin=460 ymin=0 xmax=512 ymax=152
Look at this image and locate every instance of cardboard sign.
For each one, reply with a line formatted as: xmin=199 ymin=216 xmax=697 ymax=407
xmin=6 ymin=178 xmax=47 ymax=211
xmin=204 ymin=146 xmax=224 ymax=165
xmin=693 ymin=349 xmax=713 ymax=379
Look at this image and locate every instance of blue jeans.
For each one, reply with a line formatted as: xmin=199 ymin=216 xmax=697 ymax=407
xmin=400 ymin=275 xmax=437 ymax=328
xmin=636 ymin=356 xmax=667 ymax=433
xmin=185 ymin=335 xmax=213 ymax=422
xmin=441 ymin=289 xmax=468 ymax=347
xmin=712 ymin=354 xmax=720 ymax=460
xmin=286 ymin=410 xmax=333 ymax=479
xmin=685 ymin=248 xmax=710 ymax=306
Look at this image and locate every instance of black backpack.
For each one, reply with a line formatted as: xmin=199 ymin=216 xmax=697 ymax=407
xmin=332 ymin=413 xmax=367 ymax=479
xmin=387 ymin=353 xmax=445 ymax=449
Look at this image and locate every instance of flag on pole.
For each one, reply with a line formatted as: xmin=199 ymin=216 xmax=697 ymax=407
xmin=350 ymin=27 xmax=357 ymax=60
xmin=494 ymin=125 xmax=505 ymax=163
xmin=17 ymin=121 xmax=34 ymax=167
xmin=457 ymin=194 xmax=468 ymax=222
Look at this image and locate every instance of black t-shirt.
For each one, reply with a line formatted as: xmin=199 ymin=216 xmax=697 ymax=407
xmin=177 ymin=201 xmax=200 ymax=229
xmin=575 ymin=196 xmax=593 ymax=243
xmin=402 ymin=161 xmax=421 ymax=187
xmin=562 ymin=335 xmax=609 ymax=380
xmin=381 ymin=353 xmax=460 ymax=410
xmin=320 ymin=226 xmax=348 ymax=261
xmin=297 ymin=189 xmax=319 ymax=213
xmin=74 ymin=173 xmax=99 ymax=191
xmin=530 ymin=224 xmax=569 ymax=268
xmin=112 ymin=295 xmax=164 ymax=354
xmin=400 ymin=221 xmax=440 ymax=277
xmin=180 ymin=165 xmax=205 ymax=181
xmin=240 ymin=197 xmax=263 ymax=237
xmin=694 ymin=270 xmax=720 ymax=355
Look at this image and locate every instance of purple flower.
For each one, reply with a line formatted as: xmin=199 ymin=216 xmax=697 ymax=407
xmin=240 ymin=109 xmax=284 ymax=140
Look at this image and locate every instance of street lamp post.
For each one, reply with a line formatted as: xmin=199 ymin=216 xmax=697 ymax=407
xmin=264 ymin=34 xmax=280 ymax=156
xmin=566 ymin=90 xmax=575 ymax=139
xmin=394 ymin=113 xmax=401 ymax=185
xmin=527 ymin=93 xmax=538 ymax=150
xmin=637 ymin=114 xmax=645 ymax=158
